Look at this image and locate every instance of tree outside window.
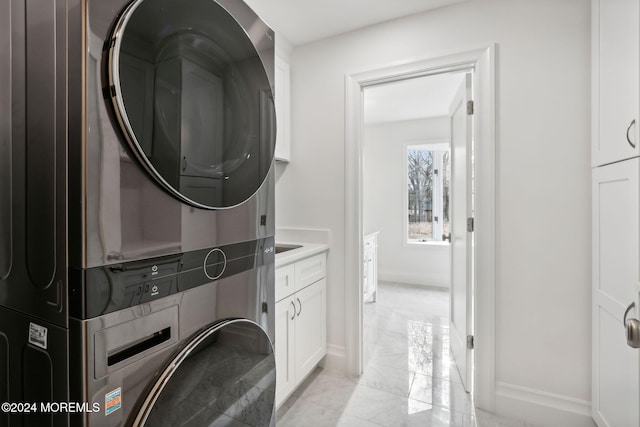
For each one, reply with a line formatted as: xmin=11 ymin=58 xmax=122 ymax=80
xmin=407 ymin=145 xmax=450 ymax=243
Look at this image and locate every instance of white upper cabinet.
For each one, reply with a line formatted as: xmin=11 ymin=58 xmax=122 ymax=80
xmin=274 ymin=55 xmax=291 ymax=162
xmin=592 ymin=0 xmax=640 ymax=166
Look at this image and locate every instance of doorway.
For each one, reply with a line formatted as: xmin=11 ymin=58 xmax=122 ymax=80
xmin=362 ymin=69 xmax=471 ymax=389
xmin=344 ymin=46 xmax=496 ymax=410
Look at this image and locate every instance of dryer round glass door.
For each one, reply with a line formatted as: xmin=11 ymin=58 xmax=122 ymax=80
xmin=108 ymin=0 xmax=276 ymax=209
xmin=133 ymin=319 xmax=275 ymax=426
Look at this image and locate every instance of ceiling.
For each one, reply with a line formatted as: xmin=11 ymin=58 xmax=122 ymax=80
xmin=363 ymin=72 xmax=467 ymax=124
xmin=243 ymin=0 xmax=469 ymax=46
xmin=240 ymin=0 xmax=471 ymax=123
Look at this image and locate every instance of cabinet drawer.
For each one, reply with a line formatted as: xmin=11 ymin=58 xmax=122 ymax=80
xmin=294 ymin=253 xmax=326 ymax=290
xmin=275 ymin=264 xmax=295 ymax=302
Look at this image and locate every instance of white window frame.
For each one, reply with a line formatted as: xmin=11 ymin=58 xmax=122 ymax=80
xmin=404 ymin=139 xmax=450 ymax=246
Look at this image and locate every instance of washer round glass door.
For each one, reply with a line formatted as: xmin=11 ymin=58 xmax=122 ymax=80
xmin=134 ymin=319 xmax=275 ymax=426
xmin=108 ymin=0 xmax=276 ymax=209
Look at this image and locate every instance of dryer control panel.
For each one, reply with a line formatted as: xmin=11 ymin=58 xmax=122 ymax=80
xmin=69 ymin=236 xmax=275 ymax=319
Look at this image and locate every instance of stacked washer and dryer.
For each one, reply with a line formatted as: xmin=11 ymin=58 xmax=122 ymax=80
xmin=0 ymin=0 xmax=277 ymax=425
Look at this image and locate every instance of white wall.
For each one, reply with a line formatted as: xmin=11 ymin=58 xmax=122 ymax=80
xmin=275 ymin=0 xmax=591 ymax=425
xmin=363 ymin=117 xmax=450 ymax=288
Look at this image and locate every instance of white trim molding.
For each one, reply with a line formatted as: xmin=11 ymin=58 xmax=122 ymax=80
xmin=344 ymin=45 xmax=497 ymax=412
xmin=495 ymin=382 xmax=595 ymax=427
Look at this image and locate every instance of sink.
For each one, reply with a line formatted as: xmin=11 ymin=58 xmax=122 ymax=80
xmin=275 ymin=244 xmax=303 ymax=254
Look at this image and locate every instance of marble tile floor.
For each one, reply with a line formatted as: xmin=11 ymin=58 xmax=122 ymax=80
xmin=276 ymin=281 xmax=533 ymax=427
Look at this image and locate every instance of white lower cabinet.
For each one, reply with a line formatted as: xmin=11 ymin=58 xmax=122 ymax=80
xmin=592 ymin=159 xmax=640 ymax=427
xmin=275 ymin=252 xmax=327 ymax=407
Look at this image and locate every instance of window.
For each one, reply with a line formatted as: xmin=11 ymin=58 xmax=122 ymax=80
xmin=406 ymin=144 xmax=450 ymax=243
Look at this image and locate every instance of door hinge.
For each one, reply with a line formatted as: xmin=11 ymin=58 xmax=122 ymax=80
xmin=467 ymin=100 xmax=474 ymax=115
xmin=467 ymin=217 xmax=474 ymax=232
xmin=467 ymin=335 xmax=474 ymax=350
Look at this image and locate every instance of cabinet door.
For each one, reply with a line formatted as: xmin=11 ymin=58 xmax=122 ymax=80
xmin=275 ymin=298 xmax=296 ymax=407
xmin=592 ymin=159 xmax=640 ymax=426
xmin=592 ymin=0 xmax=640 ymax=166
xmin=294 ymin=279 xmax=327 ymax=381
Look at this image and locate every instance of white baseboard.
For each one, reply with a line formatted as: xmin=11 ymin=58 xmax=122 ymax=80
xmin=378 ymin=269 xmax=449 ymax=288
xmin=319 ymin=343 xmax=347 ymax=373
xmin=495 ymin=382 xmax=595 ymax=427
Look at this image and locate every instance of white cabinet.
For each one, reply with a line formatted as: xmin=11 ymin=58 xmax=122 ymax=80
xmin=275 ymin=252 xmax=326 ymax=407
xmin=592 ymin=0 xmax=639 ymax=166
xmin=274 ymin=55 xmax=291 ymax=162
xmin=295 ymin=252 xmax=326 ymax=289
xmin=591 ymin=2 xmax=640 ymax=425
xmin=363 ymin=232 xmax=378 ymax=303
xmin=591 ymin=159 xmax=640 ymax=427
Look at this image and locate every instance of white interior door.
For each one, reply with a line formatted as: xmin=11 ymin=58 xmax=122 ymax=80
xmin=449 ymin=73 xmax=473 ymax=392
xmin=592 ymin=159 xmax=640 ymax=427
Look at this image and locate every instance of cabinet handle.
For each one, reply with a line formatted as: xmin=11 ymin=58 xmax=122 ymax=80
xmin=624 ymin=302 xmax=640 ymax=348
xmin=296 ymin=297 xmax=302 ymax=317
xmin=290 ymin=301 xmax=296 ymax=320
xmin=626 ymin=119 xmax=636 ymax=149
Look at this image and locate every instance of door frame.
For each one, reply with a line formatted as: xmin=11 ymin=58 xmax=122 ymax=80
xmin=344 ymin=45 xmax=497 ymax=411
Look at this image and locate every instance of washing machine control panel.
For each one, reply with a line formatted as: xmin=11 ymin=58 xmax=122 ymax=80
xmin=69 ymin=236 xmax=275 ymax=319
xmin=203 ymin=248 xmax=227 ymax=280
